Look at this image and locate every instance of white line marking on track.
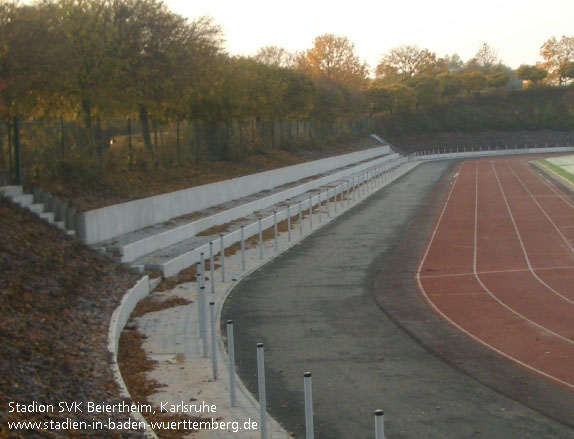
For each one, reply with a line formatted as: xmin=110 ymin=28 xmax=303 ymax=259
xmin=415 ymin=160 xmax=574 ymax=390
xmin=491 ymin=162 xmax=574 ymax=305
xmin=419 ymin=264 xmax=574 ymax=279
xmin=522 ymin=160 xmax=574 ymax=209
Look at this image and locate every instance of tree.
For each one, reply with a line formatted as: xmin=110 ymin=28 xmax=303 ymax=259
xmin=559 ymin=61 xmax=574 ymax=83
xmin=487 ymin=71 xmax=510 ymax=88
xmin=443 ymin=54 xmax=465 ymax=73
xmin=405 ymin=75 xmax=441 ymax=108
xmin=438 ymin=73 xmax=463 ymax=100
xmin=461 ymin=71 xmax=488 ymax=96
xmin=387 ymin=83 xmax=416 ymax=113
xmin=254 ymin=46 xmax=296 ymax=68
xmin=470 ymin=42 xmax=500 ymax=74
xmin=515 ymin=65 xmax=548 ymax=86
xmin=375 ymin=45 xmax=441 ymax=83
xmin=297 ymin=34 xmax=368 ymax=89
xmin=0 ymin=1 xmax=71 ymax=118
xmin=540 ymin=35 xmax=574 ymax=85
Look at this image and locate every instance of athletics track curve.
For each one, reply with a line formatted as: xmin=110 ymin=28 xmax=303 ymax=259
xmin=416 ymin=156 xmax=574 ymax=391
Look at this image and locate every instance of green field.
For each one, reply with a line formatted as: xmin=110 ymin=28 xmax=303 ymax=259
xmin=537 ymin=156 xmax=574 ymax=185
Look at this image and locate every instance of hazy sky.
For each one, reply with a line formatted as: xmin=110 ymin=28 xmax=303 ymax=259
xmin=166 ymin=0 xmax=573 ymax=72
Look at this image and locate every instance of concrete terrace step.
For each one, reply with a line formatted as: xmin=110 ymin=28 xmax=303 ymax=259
xmin=12 ymin=194 xmax=34 ymax=207
xmin=129 ymin=159 xmax=411 ymax=277
xmin=99 ymin=153 xmax=401 ymax=264
xmin=0 ymin=185 xmax=23 ymax=198
xmin=29 ymin=203 xmax=45 ymax=214
xmin=39 ymin=212 xmax=55 ymax=223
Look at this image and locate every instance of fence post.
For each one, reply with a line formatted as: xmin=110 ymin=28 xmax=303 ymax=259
xmin=318 ymin=191 xmax=322 ymax=223
xmin=13 ymin=117 xmax=21 ymax=185
xmin=209 ymin=302 xmax=217 ymax=380
xmin=304 ymin=372 xmax=314 ymax=439
xmin=257 ymin=343 xmax=267 ymax=439
xmin=375 ymin=410 xmax=384 ymax=439
xmin=128 ymin=118 xmax=133 ymax=171
xmin=227 ymin=320 xmax=237 ymax=407
xmin=60 ymin=116 xmax=65 ymax=157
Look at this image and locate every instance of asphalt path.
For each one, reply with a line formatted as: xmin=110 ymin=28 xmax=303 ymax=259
xmin=222 ymin=160 xmax=574 ymax=439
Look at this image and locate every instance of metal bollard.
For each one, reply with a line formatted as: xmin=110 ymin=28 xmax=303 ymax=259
xmin=200 ymin=286 xmax=208 ymax=358
xmin=375 ymin=410 xmax=384 ymax=439
xmin=287 ymin=205 xmax=291 ymax=242
xmin=196 ymin=272 xmax=204 ymax=336
xmin=227 ymin=320 xmax=237 ymax=407
xmin=258 ymin=218 xmax=263 ymax=260
xmin=209 ymin=243 xmax=215 ymax=293
xmin=209 ymin=302 xmax=217 ymax=380
xmin=220 ymin=234 xmax=225 ymax=282
xmin=273 ymin=210 xmax=278 ymax=251
xmin=304 ymin=372 xmax=314 ymax=439
xmin=257 ymin=343 xmax=267 ymax=439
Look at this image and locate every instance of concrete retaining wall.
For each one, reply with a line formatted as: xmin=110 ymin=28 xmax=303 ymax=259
xmin=120 ymin=153 xmax=400 ymax=263
xmin=77 ymin=146 xmax=390 ymax=244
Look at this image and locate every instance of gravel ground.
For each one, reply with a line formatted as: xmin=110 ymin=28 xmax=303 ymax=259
xmin=0 ymin=198 xmax=144 ymax=438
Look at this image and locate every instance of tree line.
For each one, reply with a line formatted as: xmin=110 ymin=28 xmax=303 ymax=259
xmin=1 ymin=0 xmax=574 ymax=150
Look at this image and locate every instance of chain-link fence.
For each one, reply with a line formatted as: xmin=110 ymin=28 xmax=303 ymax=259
xmin=0 ymin=117 xmax=374 ymax=186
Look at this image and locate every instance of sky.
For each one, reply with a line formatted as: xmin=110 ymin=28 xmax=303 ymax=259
xmin=165 ymin=0 xmax=574 ymax=72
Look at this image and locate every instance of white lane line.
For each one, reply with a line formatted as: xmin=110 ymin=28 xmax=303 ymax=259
xmin=522 ymin=159 xmax=574 ymax=209
xmin=501 ymin=161 xmax=574 ymax=304
xmin=420 ymin=265 xmax=574 ymax=280
xmin=415 ymin=161 xmax=574 ymax=390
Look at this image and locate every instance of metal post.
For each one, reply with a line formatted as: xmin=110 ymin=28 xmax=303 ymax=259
xmin=196 ymin=271 xmax=204 ymax=334
xmin=200 ymin=252 xmax=205 ymax=288
xmin=304 ymin=372 xmax=314 ymax=439
xmin=241 ymin=226 xmax=246 ymax=271
xmin=13 ymin=117 xmax=21 ymax=185
xmin=209 ymin=243 xmax=215 ymax=293
xmin=299 ymin=201 xmax=303 ymax=235
xmin=209 ymin=302 xmax=217 ymax=379
xmin=227 ymin=320 xmax=237 ymax=407
xmin=273 ymin=210 xmax=278 ymax=251
xmin=309 ymin=196 xmax=313 ymax=230
xmin=340 ymin=184 xmax=344 ymax=209
xmin=287 ymin=205 xmax=291 ymax=242
xmin=375 ymin=410 xmax=384 ymax=439
xmin=258 ymin=218 xmax=263 ymax=259
xmin=326 ymin=189 xmax=331 ymax=217
xmin=220 ymin=234 xmax=225 ymax=282
xmin=318 ymin=191 xmax=322 ymax=223
xmin=197 ymin=281 xmax=208 ymax=358
xmin=257 ymin=343 xmax=267 ymax=439
xmin=334 ymin=187 xmax=338 ymax=213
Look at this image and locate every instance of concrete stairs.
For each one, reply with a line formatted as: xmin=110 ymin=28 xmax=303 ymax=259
xmin=0 ymin=185 xmax=76 ymax=237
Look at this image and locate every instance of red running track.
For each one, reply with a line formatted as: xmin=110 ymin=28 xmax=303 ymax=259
xmin=416 ymin=156 xmax=574 ymax=391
